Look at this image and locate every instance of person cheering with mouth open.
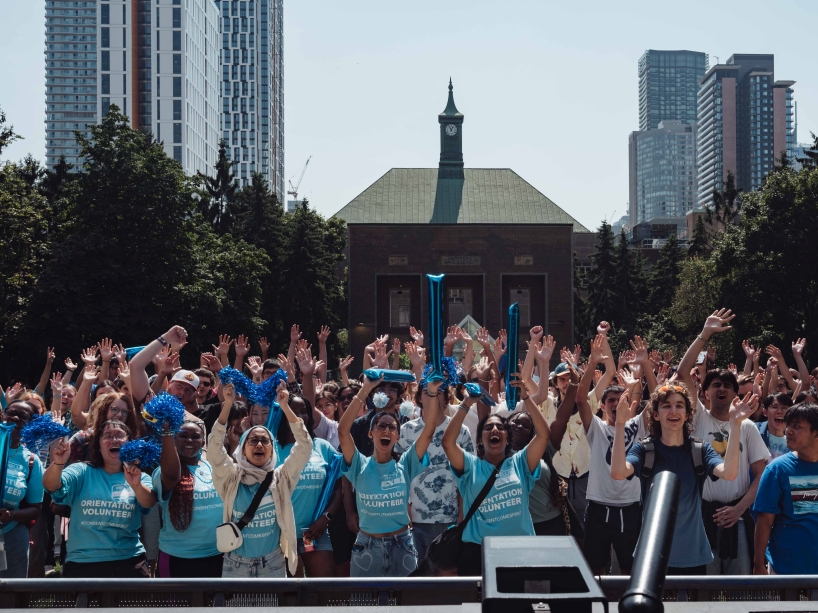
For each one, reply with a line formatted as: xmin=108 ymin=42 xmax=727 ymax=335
xmin=611 ymin=383 xmax=758 ymax=575
xmin=338 ymin=374 xmax=439 ymax=577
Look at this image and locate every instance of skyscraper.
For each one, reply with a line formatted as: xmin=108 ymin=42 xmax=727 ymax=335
xmin=638 ymin=50 xmax=709 ymax=131
xmin=215 ymin=0 xmax=285 ymax=201
xmin=696 ymin=54 xmax=795 ymax=208
xmin=45 ymin=0 xmax=221 ymax=177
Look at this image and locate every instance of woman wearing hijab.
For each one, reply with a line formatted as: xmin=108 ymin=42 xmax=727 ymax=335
xmin=208 ymin=382 xmax=311 ymax=578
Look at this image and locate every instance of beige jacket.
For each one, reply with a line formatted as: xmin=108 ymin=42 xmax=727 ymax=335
xmin=208 ymin=419 xmax=311 ymax=574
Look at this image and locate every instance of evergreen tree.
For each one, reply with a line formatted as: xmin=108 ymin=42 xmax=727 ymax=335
xmin=706 ymin=170 xmax=742 ymax=226
xmin=0 ymin=106 xmax=20 ymax=155
xmin=612 ymin=229 xmax=649 ymax=335
xmin=198 ymin=139 xmax=238 ymax=234
xmin=584 ymin=221 xmax=619 ymax=333
xmin=687 ymin=215 xmax=710 ymax=258
xmin=796 ymin=132 xmax=818 ymax=169
xmin=648 ymin=234 xmax=686 ymax=313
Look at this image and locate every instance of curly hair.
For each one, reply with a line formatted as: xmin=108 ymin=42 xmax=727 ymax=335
xmin=646 ymin=382 xmax=695 ymax=439
xmin=476 ymin=414 xmax=513 ymax=460
xmin=89 ymin=392 xmax=138 ymax=433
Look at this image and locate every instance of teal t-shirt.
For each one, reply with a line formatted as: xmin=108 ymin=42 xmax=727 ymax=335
xmin=278 ymin=438 xmax=340 ymax=533
xmin=3 ymin=446 xmax=44 ymax=534
xmin=231 ymin=480 xmax=279 ymax=559
xmin=152 ymin=461 xmax=223 ymax=558
xmin=50 ymin=463 xmax=153 ymax=563
xmin=452 ymin=449 xmax=540 ymax=545
xmin=342 ymin=443 xmax=429 ymax=535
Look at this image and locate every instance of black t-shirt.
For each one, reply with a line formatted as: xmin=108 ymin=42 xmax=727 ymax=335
xmin=195 ymin=398 xmax=222 ymax=434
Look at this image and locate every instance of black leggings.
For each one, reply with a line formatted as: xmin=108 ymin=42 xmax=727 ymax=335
xmin=62 ymin=555 xmax=148 ymax=578
xmin=158 ymin=551 xmax=224 ymax=578
xmin=667 ymin=565 xmax=707 ymax=576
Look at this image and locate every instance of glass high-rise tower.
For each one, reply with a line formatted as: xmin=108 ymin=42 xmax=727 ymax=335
xmin=638 ymin=50 xmax=709 ymax=131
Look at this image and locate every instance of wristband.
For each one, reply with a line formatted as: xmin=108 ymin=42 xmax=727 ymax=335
xmin=157 ymin=336 xmax=169 ymax=347
xmin=697 ymin=334 xmax=706 ymax=342
xmin=458 ymin=403 xmax=470 ymax=413
xmin=160 ymin=431 xmax=175 ymax=437
xmin=323 ymin=511 xmax=333 ymax=522
xmin=102 ymin=359 xmax=111 ymax=363
xmin=52 ymin=462 xmax=66 ymax=466
xmin=54 ymin=394 xmax=62 ymax=398
xmin=426 ymin=391 xmax=439 ymax=397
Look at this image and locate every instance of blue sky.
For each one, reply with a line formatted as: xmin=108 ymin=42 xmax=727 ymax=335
xmin=2 ymin=0 xmax=816 ymax=231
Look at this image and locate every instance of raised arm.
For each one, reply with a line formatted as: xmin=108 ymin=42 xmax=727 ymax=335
xmin=742 ymin=341 xmax=757 ymax=376
xmin=234 ymin=335 xmax=250 ymax=372
xmin=460 ymin=328 xmax=475 ymax=372
xmin=295 ymin=347 xmax=320 ymax=419
xmin=549 ymin=364 xmax=579 ymax=450
xmin=405 ymin=342 xmax=426 ymax=382
xmin=512 ymin=376 xmax=551 ymax=473
xmin=390 ymin=337 xmax=401 ymax=371
xmin=678 ymin=309 xmax=735 ymax=391
xmin=530 ymin=335 xmax=556 ymax=407
xmin=131 ymin=326 xmax=189 ymax=404
xmin=35 ymin=347 xmax=56 ymax=396
xmin=70 ymin=366 xmax=98 ymax=429
xmin=258 ymin=337 xmax=270 ymax=363
xmin=630 ymin=335 xmax=658 ymax=394
xmin=611 ymin=392 xmax=638 ymax=480
xmin=577 ymin=335 xmax=606 ymax=432
xmin=317 ymin=326 xmax=331 ymax=383
xmin=287 ymin=325 xmax=301 ymax=363
xmin=159 ymin=428 xmax=182 ymax=495
xmin=594 ymin=322 xmax=617 ymax=399
xmin=442 ymin=395 xmax=476 ymax=474
xmin=414 ymin=380 xmax=442 ymax=459
xmin=792 ymin=338 xmax=809 ymax=386
xmin=712 ymin=393 xmax=758 ymax=481
xmin=521 ymin=326 xmax=544 ymax=395
xmin=98 ymin=338 xmax=114 ymax=382
xmin=338 ymin=374 xmax=380 ymax=465
xmin=766 ymin=345 xmax=796 ymax=392
xmin=475 ymin=327 xmax=500 ymax=380
xmin=338 ymin=355 xmax=353 ymax=387
xmin=212 ymin=334 xmax=232 ymax=368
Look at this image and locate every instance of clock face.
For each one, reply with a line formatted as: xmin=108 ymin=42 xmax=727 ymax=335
xmin=445 ymin=124 xmax=458 ymax=137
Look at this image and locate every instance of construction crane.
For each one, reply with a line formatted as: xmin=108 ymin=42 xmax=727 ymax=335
xmin=287 ymin=156 xmax=311 ymax=203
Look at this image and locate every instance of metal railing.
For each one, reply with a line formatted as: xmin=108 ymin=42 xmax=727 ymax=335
xmin=1 ymin=576 xmax=818 ymax=608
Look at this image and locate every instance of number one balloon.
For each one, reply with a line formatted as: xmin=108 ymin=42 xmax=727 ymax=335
xmin=504 ymin=302 xmax=520 ymax=410
xmin=426 ymin=273 xmax=445 ymax=383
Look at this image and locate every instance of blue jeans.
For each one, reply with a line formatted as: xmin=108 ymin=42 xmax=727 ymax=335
xmin=221 ymin=548 xmax=286 ymax=578
xmin=351 ymin=531 xmax=417 ymax=577
xmin=0 ymin=523 xmax=31 ymax=578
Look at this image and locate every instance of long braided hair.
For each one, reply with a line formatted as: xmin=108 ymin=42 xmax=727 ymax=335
xmin=168 ymin=421 xmax=205 ymax=532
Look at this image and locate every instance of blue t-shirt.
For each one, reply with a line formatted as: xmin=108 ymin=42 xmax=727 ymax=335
xmin=278 ymin=438 xmax=340 ymax=533
xmin=152 ymin=461 xmax=223 ymax=559
xmin=452 ymin=449 xmax=540 ymax=545
xmin=627 ymin=439 xmax=722 ymax=568
xmin=3 ymin=446 xmax=44 ymax=534
xmin=50 ymin=463 xmax=153 ymax=563
xmin=231 ymin=480 xmax=279 ymax=559
xmin=342 ymin=443 xmax=429 ymax=535
xmin=753 ymin=452 xmax=818 ymax=574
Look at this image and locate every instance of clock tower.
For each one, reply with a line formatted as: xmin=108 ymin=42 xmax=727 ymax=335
xmin=438 ymin=78 xmax=464 ymax=179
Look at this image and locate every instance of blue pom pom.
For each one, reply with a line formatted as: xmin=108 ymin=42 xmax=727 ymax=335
xmin=421 ymin=356 xmax=462 ymax=391
xmin=119 ymin=438 xmax=161 ymax=470
xmin=21 ymin=415 xmax=71 ymax=455
xmin=218 ymin=366 xmax=288 ymax=408
xmin=143 ymin=393 xmax=186 ymax=434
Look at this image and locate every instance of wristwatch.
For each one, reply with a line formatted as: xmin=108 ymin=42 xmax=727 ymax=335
xmin=323 ymin=511 xmax=333 ymax=522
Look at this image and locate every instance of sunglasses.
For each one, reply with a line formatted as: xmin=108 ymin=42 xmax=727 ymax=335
xmin=199 ymin=381 xmax=212 ymax=388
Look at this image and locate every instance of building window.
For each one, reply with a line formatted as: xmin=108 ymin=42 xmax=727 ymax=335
xmin=173 ymin=123 xmax=182 ymax=144
xmin=173 ymin=76 xmax=181 ymax=97
xmin=173 ymin=146 xmax=182 ymax=163
xmin=173 ymin=54 xmax=181 ymax=74
xmin=101 ymin=73 xmax=110 ymax=95
xmin=173 ymin=99 xmax=181 ymax=120
xmin=173 ymin=31 xmax=181 ymax=51
xmin=172 ymin=8 xmax=181 ymax=28
xmin=101 ymin=50 xmax=110 ymax=71
xmin=101 ymin=3 xmax=109 ymax=24
xmin=390 ymin=289 xmax=411 ymax=328
xmin=101 ymin=27 xmax=110 ymax=48
xmin=448 ymin=288 xmax=473 ymax=326
xmin=102 ymin=97 xmax=110 ymax=116
xmin=510 ymin=288 xmax=531 ymax=327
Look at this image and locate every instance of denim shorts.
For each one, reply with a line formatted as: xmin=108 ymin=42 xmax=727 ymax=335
xmin=221 ymin=548 xmax=286 ymax=578
xmin=297 ymin=529 xmax=333 ymax=555
xmin=351 ymin=530 xmax=417 ymax=577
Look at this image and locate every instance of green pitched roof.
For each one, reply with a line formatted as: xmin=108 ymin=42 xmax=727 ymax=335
xmin=333 ymin=168 xmax=590 ymax=232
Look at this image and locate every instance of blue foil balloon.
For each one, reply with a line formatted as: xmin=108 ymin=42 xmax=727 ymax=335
xmin=0 ymin=423 xmax=15 ymax=508
xmin=464 ymin=382 xmax=497 ymax=407
xmin=426 ymin=273 xmax=445 ymax=383
xmin=310 ymin=453 xmax=343 ymax=524
xmin=266 ymin=402 xmax=283 ymax=437
xmin=504 ymin=302 xmax=520 ymax=410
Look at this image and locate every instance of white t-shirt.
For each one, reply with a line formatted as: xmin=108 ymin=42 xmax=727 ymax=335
xmin=586 ymin=414 xmax=646 ymax=506
xmin=692 ymin=406 xmax=770 ymax=503
xmin=313 ymin=411 xmax=340 ymax=449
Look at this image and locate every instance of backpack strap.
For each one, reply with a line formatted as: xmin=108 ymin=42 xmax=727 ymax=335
xmin=640 ymin=437 xmax=656 ymax=480
xmin=690 ymin=438 xmax=706 ymax=478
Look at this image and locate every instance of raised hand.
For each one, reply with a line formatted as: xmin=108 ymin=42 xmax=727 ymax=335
xmin=161 ymin=352 xmax=180 ymax=376
xmin=475 ymin=327 xmax=491 ymax=347
xmin=213 ymin=334 xmax=233 ymax=357
xmin=222 ymin=383 xmax=235 ymax=404
xmin=657 ymin=363 xmax=670 ymax=385
xmin=536 ymin=335 xmax=556 ymax=362
xmin=83 ymin=365 xmax=100 ymax=382
xmin=618 ymin=350 xmax=634 ymax=371
xmin=597 ymin=321 xmax=611 ymax=336
xmin=529 ymin=325 xmax=544 ymax=342
xmin=618 ymin=368 xmax=637 ymax=389
xmin=296 ymin=347 xmax=317 ymax=376
xmin=404 ymin=342 xmax=426 ymax=369
xmin=338 ymin=355 xmax=354 ymax=372
xmin=247 ymin=356 xmax=263 ymax=378
xmin=392 ymin=337 xmax=402 ymax=357
xmin=290 ymin=325 xmax=302 ymax=343
xmin=728 ymin=363 xmax=738 ymax=375
xmin=615 ymin=390 xmax=636 ymax=425
xmin=276 ymin=380 xmax=290 ymax=405
xmin=766 ymin=345 xmax=784 ymax=363
xmin=589 ymin=334 xmax=609 ymax=364
xmin=258 ymin=337 xmax=270 ymax=354
xmin=629 ymin=336 xmax=649 ymax=366
xmin=114 ymin=343 xmax=127 ymax=364
xmin=4 ymin=382 xmax=22 ymax=404
xmin=444 ymin=326 xmax=459 ymax=346
xmin=118 ymin=361 xmax=131 ymax=385
xmin=742 ymin=340 xmax=757 ymax=359
xmin=409 ymin=326 xmax=424 ymax=346
xmin=317 ymin=326 xmax=331 ymax=344
xmin=98 ymin=338 xmax=114 ymax=362
xmin=792 ymin=338 xmax=807 ymax=357
xmin=458 ymin=327 xmax=472 ymax=343
xmin=202 ymin=354 xmax=222 ymax=373
xmin=153 ymin=345 xmax=171 ymax=370
xmin=277 ymin=354 xmax=294 ymax=377
xmin=371 ymin=339 xmax=392 ymax=369
xmin=162 ymin=325 xmax=189 ymax=350
xmin=649 ymin=350 xmax=663 ymax=366
xmin=46 ymin=347 xmax=56 ymax=363
xmin=729 ymin=392 xmax=759 ymax=424
xmin=663 ymin=350 xmax=674 ymax=364
xmin=80 ymin=347 xmax=97 ymax=366
xmin=572 ymin=344 xmax=582 ymax=366
xmin=50 ymin=437 xmax=70 ymax=466
xmin=50 ymin=372 xmax=63 ymax=394
xmin=235 ymin=335 xmax=251 ymax=358
xmin=65 ymin=357 xmax=78 ymax=371
xmin=701 ymin=308 xmax=735 ymax=339
xmin=706 ymin=345 xmax=717 ymax=364
xmin=559 ymin=347 xmax=574 ymax=365
xmin=494 ymin=330 xmax=507 ymax=356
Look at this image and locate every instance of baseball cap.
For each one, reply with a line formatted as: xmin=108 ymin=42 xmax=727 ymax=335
xmin=171 ymin=369 xmax=200 ymax=390
xmin=553 ymin=363 xmax=571 ymax=378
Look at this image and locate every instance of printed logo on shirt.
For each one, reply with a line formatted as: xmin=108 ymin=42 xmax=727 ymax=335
xmin=789 ymin=475 xmax=818 ymax=515
xmin=494 ymin=466 xmax=521 ymax=490
xmin=605 ymin=419 xmax=641 ymax=466
xmin=5 ymin=461 xmax=27 ymax=498
xmin=111 ymin=483 xmax=136 ymax=504
xmin=381 ymin=470 xmax=405 ymax=491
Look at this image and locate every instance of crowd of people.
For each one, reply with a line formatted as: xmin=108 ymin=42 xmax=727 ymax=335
xmin=1 ymin=312 xmax=817 ymax=579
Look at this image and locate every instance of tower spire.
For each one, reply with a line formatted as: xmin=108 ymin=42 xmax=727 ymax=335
xmin=438 ymin=79 xmax=464 ymax=178
xmin=441 ymin=78 xmax=461 ymax=117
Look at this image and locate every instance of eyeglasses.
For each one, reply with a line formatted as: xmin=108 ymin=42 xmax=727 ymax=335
xmin=199 ymin=381 xmax=212 ymax=388
xmin=247 ymin=436 xmax=272 ymax=447
xmin=101 ymin=434 xmax=128 ymax=443
xmin=380 ymin=388 xmax=398 ymax=395
xmin=374 ymin=423 xmax=398 ymax=433
xmin=109 ymin=407 xmax=129 ymax=416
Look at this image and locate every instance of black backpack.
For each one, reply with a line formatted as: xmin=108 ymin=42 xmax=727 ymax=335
xmin=639 ymin=436 xmax=706 ymax=499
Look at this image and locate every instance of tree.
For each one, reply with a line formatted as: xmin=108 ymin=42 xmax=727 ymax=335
xmin=706 ymin=170 xmax=741 ymax=226
xmin=198 ymin=140 xmax=238 ymax=234
xmin=687 ymin=215 xmax=710 ymax=259
xmin=612 ymin=228 xmax=648 ymax=336
xmin=0 ymin=106 xmax=21 ymax=155
xmin=795 ymin=132 xmax=818 ymax=169
xmin=648 ymin=234 xmax=686 ymax=313
xmin=583 ymin=221 xmax=619 ymax=334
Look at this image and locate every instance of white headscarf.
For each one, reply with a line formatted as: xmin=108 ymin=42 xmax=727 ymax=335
xmin=233 ymin=426 xmax=276 ymax=485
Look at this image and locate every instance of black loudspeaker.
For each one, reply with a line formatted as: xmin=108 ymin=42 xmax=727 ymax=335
xmin=481 ymin=536 xmax=608 ymax=613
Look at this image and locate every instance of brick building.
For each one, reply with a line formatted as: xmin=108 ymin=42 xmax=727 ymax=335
xmin=333 ymin=81 xmax=592 ymax=371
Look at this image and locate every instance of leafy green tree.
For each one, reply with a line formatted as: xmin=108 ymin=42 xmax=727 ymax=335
xmin=648 ymin=234 xmax=686 ymax=313
xmin=0 ymin=106 xmax=21 ymax=155
xmin=706 ymin=170 xmax=741 ymax=226
xmin=687 ymin=215 xmax=710 ymax=259
xmin=198 ymin=140 xmax=238 ymax=234
xmin=796 ymin=132 xmax=818 ymax=169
